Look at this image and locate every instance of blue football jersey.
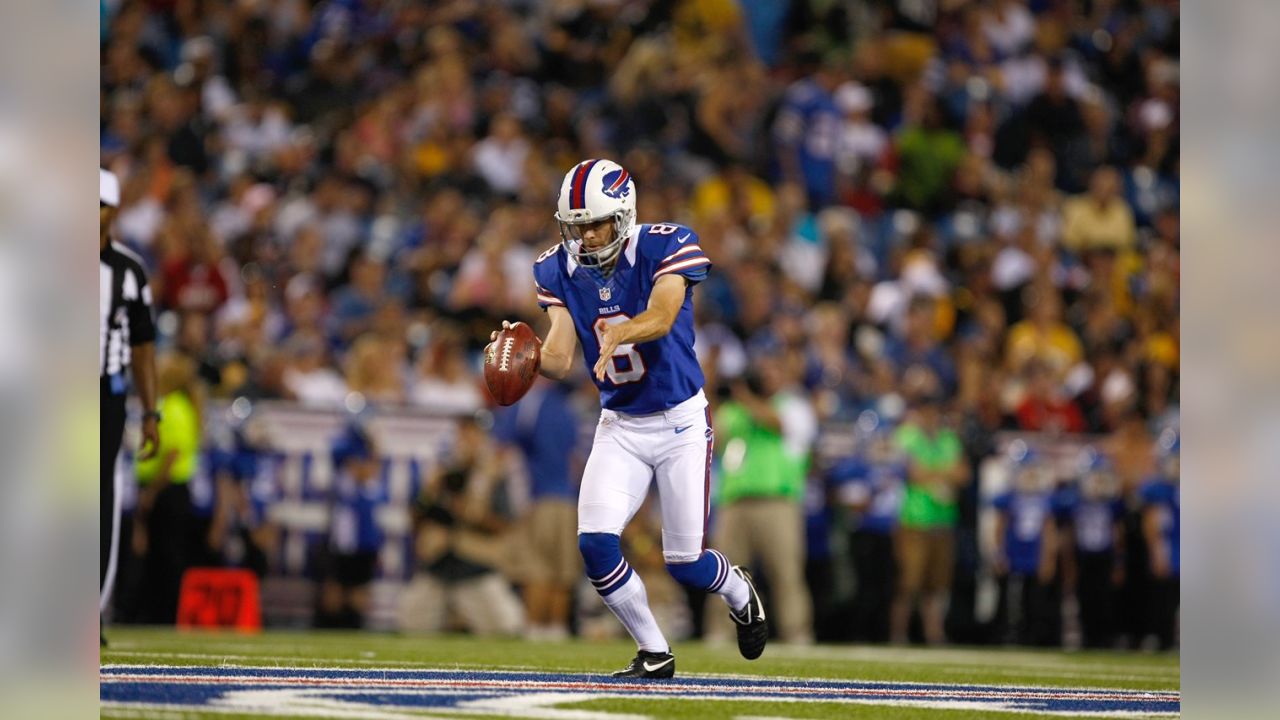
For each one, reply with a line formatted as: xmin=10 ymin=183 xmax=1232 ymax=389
xmin=533 ymin=222 xmax=711 ymax=414
xmin=1140 ymin=478 xmax=1180 ymax=575
xmin=993 ymin=490 xmax=1054 ymax=575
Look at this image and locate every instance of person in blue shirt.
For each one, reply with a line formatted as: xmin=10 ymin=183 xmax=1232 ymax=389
xmin=187 ymin=447 xmax=222 ymax=567
xmin=317 ymin=425 xmax=387 ymax=629
xmin=492 ymin=158 xmax=766 ymax=678
xmin=1054 ymin=448 xmax=1126 ymax=649
xmin=773 ymin=62 xmax=842 ymax=209
xmin=1140 ymin=429 xmax=1179 ymax=650
xmin=214 ymin=428 xmax=278 ymax=578
xmin=492 ymin=378 xmax=582 ymax=640
xmin=991 ymin=446 xmax=1061 ymax=646
xmin=831 ymin=415 xmax=907 ymax=643
xmin=881 ymin=295 xmax=957 ymax=398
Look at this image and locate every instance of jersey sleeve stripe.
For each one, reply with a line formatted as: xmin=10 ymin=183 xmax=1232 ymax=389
xmin=658 ymin=244 xmax=703 ymax=265
xmin=536 ymin=292 xmax=566 ymax=306
xmin=656 ymin=250 xmax=707 ymax=272
xmin=653 ymin=256 xmax=711 ymax=279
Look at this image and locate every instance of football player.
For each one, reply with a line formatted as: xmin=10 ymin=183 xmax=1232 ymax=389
xmin=493 ymin=158 xmax=766 ymax=678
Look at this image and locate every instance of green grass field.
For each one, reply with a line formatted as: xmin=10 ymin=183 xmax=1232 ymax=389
xmin=100 ymin=628 xmax=1179 ymax=719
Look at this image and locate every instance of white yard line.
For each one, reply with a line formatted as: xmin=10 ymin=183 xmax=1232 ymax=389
xmin=763 ymin=644 xmax=1177 ymax=675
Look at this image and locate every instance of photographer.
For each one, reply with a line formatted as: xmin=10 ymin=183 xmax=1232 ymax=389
xmin=398 ymin=413 xmax=523 ymax=636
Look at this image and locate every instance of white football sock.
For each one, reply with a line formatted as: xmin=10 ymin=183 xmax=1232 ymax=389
xmin=707 ymin=550 xmax=750 ymax=614
xmin=717 ymin=567 xmax=751 ymax=615
xmin=600 ymin=573 xmax=668 ymax=653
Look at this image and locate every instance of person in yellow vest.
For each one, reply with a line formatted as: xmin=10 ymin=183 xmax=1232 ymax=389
xmin=891 ymin=392 xmax=968 ymax=645
xmin=133 ymin=352 xmax=204 ymax=624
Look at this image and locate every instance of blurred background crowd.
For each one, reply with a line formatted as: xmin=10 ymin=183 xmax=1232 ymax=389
xmin=101 ymin=0 xmax=1178 ymax=650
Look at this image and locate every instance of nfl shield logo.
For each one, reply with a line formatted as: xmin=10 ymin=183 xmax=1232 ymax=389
xmin=599 ymin=287 xmax=612 ymax=301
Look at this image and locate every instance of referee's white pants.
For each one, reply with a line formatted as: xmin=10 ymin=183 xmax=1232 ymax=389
xmin=577 ymin=390 xmax=712 ymax=563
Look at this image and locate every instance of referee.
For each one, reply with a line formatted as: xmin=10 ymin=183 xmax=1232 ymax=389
xmin=100 ymin=168 xmax=160 ymax=641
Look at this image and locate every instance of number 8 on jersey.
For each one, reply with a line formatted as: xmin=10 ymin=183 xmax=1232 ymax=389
xmin=594 ymin=314 xmax=646 ymax=384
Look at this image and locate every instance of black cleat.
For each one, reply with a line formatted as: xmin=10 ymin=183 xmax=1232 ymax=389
xmin=611 ymin=649 xmax=676 ymax=679
xmin=729 ymin=566 xmax=768 ymax=660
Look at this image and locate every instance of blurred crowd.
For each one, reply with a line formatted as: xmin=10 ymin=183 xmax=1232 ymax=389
xmin=102 ymin=0 xmax=1178 ymax=649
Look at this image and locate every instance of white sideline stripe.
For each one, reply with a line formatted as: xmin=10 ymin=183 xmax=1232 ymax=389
xmin=101 ymin=667 xmax=1178 ymax=701
xmin=100 ymin=700 xmax=449 ymax=720
xmin=763 ymin=644 xmax=1177 ymax=675
xmin=931 ymin=666 xmax=1174 ymax=683
xmin=103 ymin=652 xmax=546 ymax=670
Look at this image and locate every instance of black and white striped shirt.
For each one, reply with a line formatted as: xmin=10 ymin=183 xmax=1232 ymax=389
xmin=100 ymin=241 xmax=157 ymax=377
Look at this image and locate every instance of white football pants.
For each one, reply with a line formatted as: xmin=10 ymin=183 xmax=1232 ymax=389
xmin=577 ymin=390 xmax=712 ymax=563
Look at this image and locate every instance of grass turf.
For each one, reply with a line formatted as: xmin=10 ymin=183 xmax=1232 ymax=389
xmin=100 ymin=627 xmax=1178 ymax=719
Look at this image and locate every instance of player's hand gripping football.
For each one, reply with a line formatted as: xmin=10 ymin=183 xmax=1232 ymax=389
xmin=488 ymin=320 xmax=514 ymax=346
xmin=485 ymin=321 xmax=542 ymax=405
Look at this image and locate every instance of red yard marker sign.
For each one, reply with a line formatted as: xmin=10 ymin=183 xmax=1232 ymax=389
xmin=175 ymin=568 xmax=262 ymax=631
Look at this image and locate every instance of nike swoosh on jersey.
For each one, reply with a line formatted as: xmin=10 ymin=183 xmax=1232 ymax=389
xmin=643 ymin=657 xmax=675 ymax=672
xmin=674 ymin=425 xmax=692 ymax=434
xmin=677 ymin=233 xmax=692 ymax=244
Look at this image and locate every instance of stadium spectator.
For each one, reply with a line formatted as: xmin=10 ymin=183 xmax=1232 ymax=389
xmin=709 ymin=353 xmax=817 ymax=645
xmin=156 ymin=223 xmax=231 ymax=315
xmin=1014 ymin=359 xmax=1087 ymax=434
xmin=317 ymin=426 xmax=388 ymax=629
xmin=991 ymin=449 xmax=1061 ymax=646
xmin=1055 ymin=450 xmax=1127 ymax=649
xmin=880 ymin=294 xmax=957 ymax=399
xmin=408 ymin=322 xmax=484 ymax=414
xmin=1062 ymin=166 xmax=1137 ymax=253
xmin=773 ymin=58 xmax=842 ymax=209
xmin=472 ymin=113 xmax=531 ymax=198
xmin=831 ymin=416 xmax=906 ymax=643
xmin=1004 ymin=285 xmax=1084 ymax=376
xmin=493 ymin=379 xmax=583 ymax=641
xmin=892 ymin=91 xmax=966 ymax=215
xmin=398 ymin=414 xmax=523 ymax=636
xmin=344 ymin=333 xmax=407 ymax=407
xmin=330 ymin=252 xmax=389 ymax=344
xmin=834 ymin=82 xmax=888 ymax=185
xmin=1140 ymin=430 xmax=1180 ymax=650
xmin=891 ymin=393 xmax=967 ymax=646
xmin=281 ymin=333 xmax=348 ymax=408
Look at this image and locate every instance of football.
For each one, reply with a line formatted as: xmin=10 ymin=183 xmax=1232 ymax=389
xmin=484 ymin=322 xmax=541 ymax=406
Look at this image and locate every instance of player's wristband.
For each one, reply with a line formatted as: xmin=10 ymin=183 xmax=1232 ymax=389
xmin=143 ymin=410 xmax=163 ymax=423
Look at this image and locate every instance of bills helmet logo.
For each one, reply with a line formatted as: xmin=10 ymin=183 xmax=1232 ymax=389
xmin=601 ymin=168 xmax=631 ymax=199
